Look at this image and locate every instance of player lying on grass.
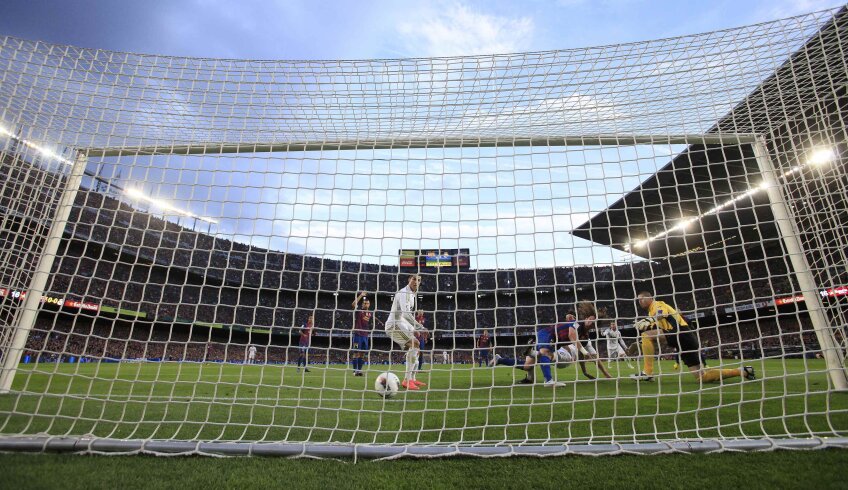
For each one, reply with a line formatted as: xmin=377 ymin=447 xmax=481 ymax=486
xmin=493 ymin=303 xmax=611 ymax=383
xmin=491 ymin=341 xmax=608 ymax=382
xmin=385 ymin=274 xmax=427 ymax=391
xmin=631 ymin=291 xmax=755 ymax=383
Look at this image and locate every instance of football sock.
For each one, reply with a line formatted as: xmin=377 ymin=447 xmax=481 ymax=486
xmin=405 ymin=349 xmax=417 ymax=381
xmin=641 ymin=334 xmax=655 ymax=376
xmin=538 ymin=355 xmax=553 ymax=382
xmin=498 ymin=357 xmax=516 ymax=366
xmin=702 ymin=368 xmax=741 ymax=382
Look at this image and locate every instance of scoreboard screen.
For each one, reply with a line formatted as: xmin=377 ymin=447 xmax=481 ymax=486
xmin=399 ymin=249 xmax=471 ymax=270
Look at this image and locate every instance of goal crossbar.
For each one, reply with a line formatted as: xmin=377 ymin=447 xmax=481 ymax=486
xmin=81 ymin=134 xmax=759 ymax=157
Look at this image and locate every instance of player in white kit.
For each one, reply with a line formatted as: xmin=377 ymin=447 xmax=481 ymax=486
xmin=603 ymin=323 xmax=633 ymax=369
xmin=247 ymin=345 xmax=257 ymax=364
xmin=385 ymin=274 xmax=427 ymax=390
xmin=442 ymin=351 xmax=450 ymax=364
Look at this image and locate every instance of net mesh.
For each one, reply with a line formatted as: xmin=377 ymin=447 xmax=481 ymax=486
xmin=0 ymin=7 xmax=846 ymax=456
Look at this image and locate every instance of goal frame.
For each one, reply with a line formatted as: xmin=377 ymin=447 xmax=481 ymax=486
xmin=1 ymin=129 xmax=846 ymax=457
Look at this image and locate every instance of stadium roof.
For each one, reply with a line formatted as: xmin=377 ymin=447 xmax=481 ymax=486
xmin=572 ymin=6 xmax=848 ymax=264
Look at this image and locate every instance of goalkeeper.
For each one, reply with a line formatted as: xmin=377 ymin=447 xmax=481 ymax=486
xmin=631 ymin=291 xmax=755 ymax=383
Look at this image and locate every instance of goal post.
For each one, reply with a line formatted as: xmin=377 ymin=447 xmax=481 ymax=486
xmin=0 ymin=151 xmax=87 ymax=393
xmin=1 ymin=7 xmax=848 ymax=458
xmin=752 ymin=138 xmax=848 ymax=390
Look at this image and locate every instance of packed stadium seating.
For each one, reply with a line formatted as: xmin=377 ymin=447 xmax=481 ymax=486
xmin=0 ymin=157 xmax=824 ymax=363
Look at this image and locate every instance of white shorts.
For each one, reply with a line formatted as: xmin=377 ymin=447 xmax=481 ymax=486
xmin=556 ymin=346 xmax=576 ymax=364
xmin=248 ymin=354 xmax=256 ymax=360
xmin=608 ymin=346 xmax=626 ymax=358
xmin=385 ymin=320 xmax=416 ymax=347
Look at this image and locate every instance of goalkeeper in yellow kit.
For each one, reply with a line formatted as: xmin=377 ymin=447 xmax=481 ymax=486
xmin=630 ymin=291 xmax=755 ymax=383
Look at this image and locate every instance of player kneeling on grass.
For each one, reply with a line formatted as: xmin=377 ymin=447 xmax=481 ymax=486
xmin=385 ymin=274 xmax=427 ymax=391
xmin=631 ymin=291 xmax=755 ymax=383
xmin=493 ymin=305 xmax=611 ymax=383
xmin=492 ymin=342 xmax=608 ymax=383
xmin=557 ymin=304 xmax=613 ymax=380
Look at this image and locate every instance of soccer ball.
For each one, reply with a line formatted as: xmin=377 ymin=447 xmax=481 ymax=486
xmin=374 ymin=372 xmax=400 ymax=398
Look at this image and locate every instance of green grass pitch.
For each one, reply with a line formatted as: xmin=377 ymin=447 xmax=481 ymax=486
xmin=1 ymin=358 xmax=846 ymax=447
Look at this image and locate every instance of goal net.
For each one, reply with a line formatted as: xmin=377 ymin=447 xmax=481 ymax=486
xmin=0 ymin=7 xmax=847 ymax=457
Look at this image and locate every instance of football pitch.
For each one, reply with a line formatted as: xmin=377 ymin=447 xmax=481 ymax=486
xmin=1 ymin=358 xmax=846 ymax=448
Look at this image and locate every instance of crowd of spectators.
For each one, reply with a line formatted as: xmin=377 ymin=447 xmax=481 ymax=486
xmin=17 ymin=308 xmax=829 ymax=365
xmin=24 ymin=194 xmax=811 ymax=336
xmin=2 ymin=159 xmax=843 ymax=365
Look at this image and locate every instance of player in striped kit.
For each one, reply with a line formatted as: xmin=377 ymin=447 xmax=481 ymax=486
xmin=556 ymin=306 xmax=612 ymax=380
xmin=296 ymin=314 xmax=313 ymax=373
xmin=476 ymin=330 xmax=491 ymax=367
xmin=351 ymin=291 xmax=374 ymax=377
xmin=415 ymin=310 xmax=429 ymax=373
xmin=384 ymin=275 xmax=427 ymax=390
xmin=491 ymin=311 xmax=611 ymax=382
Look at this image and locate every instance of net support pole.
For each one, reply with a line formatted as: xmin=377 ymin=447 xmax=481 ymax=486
xmin=0 ymin=152 xmax=88 ymax=394
xmin=752 ymin=138 xmax=848 ymax=390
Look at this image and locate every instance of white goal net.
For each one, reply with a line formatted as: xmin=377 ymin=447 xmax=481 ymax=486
xmin=0 ymin=7 xmax=846 ymax=457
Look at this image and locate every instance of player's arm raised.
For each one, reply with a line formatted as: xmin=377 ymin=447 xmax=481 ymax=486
xmin=351 ymin=291 xmax=367 ymax=309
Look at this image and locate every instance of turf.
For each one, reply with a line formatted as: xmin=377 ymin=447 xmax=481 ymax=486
xmin=1 ymin=358 xmax=846 ymax=448
xmin=2 ymin=450 xmax=847 ymax=489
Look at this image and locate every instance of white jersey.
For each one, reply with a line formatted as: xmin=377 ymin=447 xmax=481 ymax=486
xmin=248 ymin=346 xmax=257 ymax=357
xmin=386 ymin=285 xmax=419 ymax=329
xmin=442 ymin=351 xmax=449 ymax=363
xmin=604 ymin=329 xmax=626 ymax=355
xmin=385 ymin=285 xmax=422 ymax=347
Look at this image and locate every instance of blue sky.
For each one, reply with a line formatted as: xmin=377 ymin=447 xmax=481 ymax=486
xmin=0 ymin=0 xmax=839 ymax=59
xmin=1 ymin=1 xmax=841 ymax=269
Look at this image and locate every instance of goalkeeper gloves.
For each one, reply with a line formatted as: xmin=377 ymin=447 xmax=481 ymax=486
xmin=634 ymin=318 xmax=657 ymax=331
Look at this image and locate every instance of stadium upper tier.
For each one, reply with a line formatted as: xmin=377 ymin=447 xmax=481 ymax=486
xmin=1 ymin=150 xmax=802 ymax=332
xmin=574 ymin=7 xmax=848 ymax=271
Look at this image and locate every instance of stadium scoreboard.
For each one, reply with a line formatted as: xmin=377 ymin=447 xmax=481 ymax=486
xmin=399 ymin=249 xmax=471 ymax=270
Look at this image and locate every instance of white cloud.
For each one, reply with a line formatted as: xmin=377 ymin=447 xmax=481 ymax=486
xmin=396 ymin=2 xmax=534 ymax=57
xmin=756 ymin=0 xmax=841 ymax=20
